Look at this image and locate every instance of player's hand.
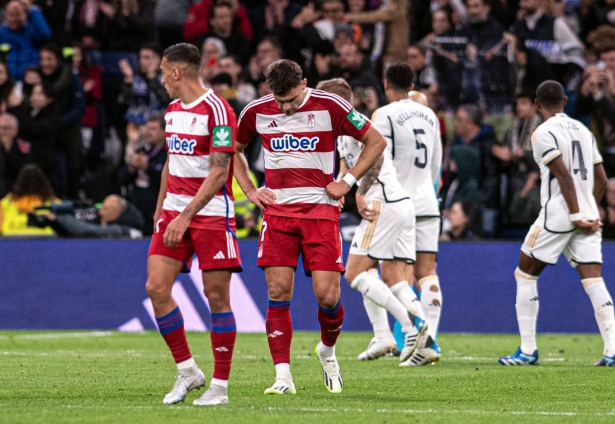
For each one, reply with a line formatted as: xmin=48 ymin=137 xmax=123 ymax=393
xmin=247 ymin=187 xmax=276 ymax=211
xmin=338 ymin=194 xmax=345 ymax=211
xmin=572 ymin=219 xmax=603 ymax=234
xmin=326 ymin=181 xmax=351 ymax=201
xmin=163 ymin=215 xmax=190 ymax=248
xmin=356 ymin=193 xmax=374 ymax=221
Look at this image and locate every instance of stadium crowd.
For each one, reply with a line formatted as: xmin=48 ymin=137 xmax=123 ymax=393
xmin=0 ymin=0 xmax=615 ymax=239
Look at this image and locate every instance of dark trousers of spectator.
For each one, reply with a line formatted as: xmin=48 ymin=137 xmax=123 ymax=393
xmin=58 ymin=126 xmax=83 ymax=199
xmin=603 ymin=151 xmax=615 ymax=179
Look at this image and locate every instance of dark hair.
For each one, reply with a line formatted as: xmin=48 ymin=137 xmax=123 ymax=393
xmin=11 ymin=164 xmax=55 ymax=200
xmin=458 ymin=200 xmax=482 ymax=237
xmin=259 ymin=36 xmax=282 ymax=52
xmin=220 ymin=54 xmax=241 ymax=66
xmin=0 ymin=60 xmax=15 ymax=101
xmin=141 ymin=42 xmax=163 ymax=58
xmin=515 ymin=89 xmax=535 ymax=102
xmin=211 ymin=2 xmax=232 ymax=19
xmin=266 ymin=59 xmax=302 ymax=95
xmin=147 ymin=113 xmax=166 ymax=130
xmin=385 ymin=62 xmax=414 ymax=91
xmin=458 ymin=103 xmax=483 ymax=126
xmin=71 ymin=42 xmax=92 ymax=79
xmin=316 ymin=78 xmax=352 ymax=103
xmin=536 ymin=80 xmax=564 ymax=109
xmin=432 ymin=7 xmax=454 ymax=33
xmin=39 ymin=42 xmax=63 ymax=60
xmin=163 ymin=43 xmax=201 ymax=68
xmin=211 ymin=72 xmax=232 ymax=86
xmin=408 ymin=43 xmax=427 ymax=57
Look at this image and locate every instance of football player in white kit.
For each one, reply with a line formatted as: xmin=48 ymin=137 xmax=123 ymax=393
xmin=371 ymin=63 xmax=443 ymax=366
xmin=316 ymin=78 xmax=429 ymax=364
xmin=498 ymin=81 xmax=615 ymax=367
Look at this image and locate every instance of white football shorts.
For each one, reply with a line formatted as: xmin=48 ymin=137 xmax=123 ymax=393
xmin=521 ymin=221 xmax=602 ymax=267
xmin=349 ymin=199 xmax=415 ymax=262
xmin=415 ymin=216 xmax=440 ymax=254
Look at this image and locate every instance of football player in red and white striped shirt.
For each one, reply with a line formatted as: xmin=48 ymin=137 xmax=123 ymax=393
xmin=145 ymin=43 xmax=240 ymax=407
xmin=234 ymin=59 xmax=387 ymax=395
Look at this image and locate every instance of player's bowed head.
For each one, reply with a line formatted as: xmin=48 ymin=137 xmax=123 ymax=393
xmin=159 ymin=43 xmax=202 ymax=101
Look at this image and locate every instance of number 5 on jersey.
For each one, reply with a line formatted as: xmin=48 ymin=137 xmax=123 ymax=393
xmin=414 ymin=129 xmax=427 ymax=169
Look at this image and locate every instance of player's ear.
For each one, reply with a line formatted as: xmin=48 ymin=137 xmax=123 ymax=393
xmin=562 ymin=96 xmax=568 ymax=108
xmin=301 ymin=79 xmax=307 ymax=90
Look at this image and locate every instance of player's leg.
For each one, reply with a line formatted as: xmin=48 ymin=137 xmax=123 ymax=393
xmin=498 ymin=251 xmax=546 ymax=365
xmin=194 ymin=269 xmax=234 ymax=406
xmin=345 ymin=255 xmax=396 ymax=359
xmin=263 ymin=266 xmax=296 ymax=394
xmin=146 ymin=254 xmax=205 ymax=404
xmin=414 ymin=253 xmax=441 ymax=339
xmin=312 ymin=270 xmax=344 ymax=393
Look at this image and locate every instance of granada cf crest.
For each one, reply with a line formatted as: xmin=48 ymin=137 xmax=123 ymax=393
xmin=189 ymin=117 xmax=197 ymax=131
xmin=308 ymin=113 xmax=315 ymax=128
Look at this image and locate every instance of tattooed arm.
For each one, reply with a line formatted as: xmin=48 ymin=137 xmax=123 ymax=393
xmin=356 ymin=153 xmax=384 ymax=221
xmin=162 ymin=151 xmax=232 ymax=248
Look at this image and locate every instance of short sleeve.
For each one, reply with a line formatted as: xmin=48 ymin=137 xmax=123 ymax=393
xmin=371 ymin=108 xmax=393 ymax=153
xmin=532 ymin=128 xmax=561 ymax=166
xmin=236 ymin=104 xmax=257 ymax=146
xmin=592 ymin=135 xmax=603 ymax=165
xmin=209 ymin=100 xmax=237 ymax=154
xmin=327 ymin=94 xmax=371 ymax=140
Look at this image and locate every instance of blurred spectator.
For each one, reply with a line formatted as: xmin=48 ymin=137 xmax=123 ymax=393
xmin=39 ymin=43 xmax=85 ymax=200
xmin=20 ymin=66 xmax=41 ymax=103
xmin=453 ymin=103 xmax=500 ymax=237
xmin=457 ymin=0 xmax=514 ymax=114
xmin=576 ymin=45 xmax=615 ymax=177
xmin=71 ymin=0 xmax=112 ymax=50
xmin=199 ymin=37 xmax=226 ymax=85
xmin=72 ymin=44 xmax=103 ymax=165
xmin=493 ymin=90 xmax=542 ymax=228
xmin=0 ymin=112 xmax=30 ymax=197
xmin=580 ymin=2 xmax=615 ymax=43
xmin=338 ymin=42 xmax=385 ymax=116
xmin=600 ymin=178 xmax=615 ymax=239
xmin=243 ymin=36 xmax=283 ymax=89
xmin=346 ymin=0 xmax=410 ymax=63
xmin=218 ymin=55 xmax=256 ymax=108
xmin=442 ymin=144 xmax=482 ymax=209
xmin=211 ymin=72 xmax=242 ymax=116
xmin=407 ymin=44 xmax=437 ymax=91
xmin=233 ymin=171 xmax=261 ymax=238
xmin=0 ymin=163 xmax=58 ymax=236
xmin=154 ymin=0 xmax=194 ymax=49
xmin=0 ymin=0 xmax=51 ymax=81
xmin=314 ymin=0 xmax=346 ymax=42
xmin=104 ymin=0 xmax=149 ymax=52
xmin=200 ymin=2 xmax=250 ymax=65
xmin=10 ymin=83 xmax=59 ymax=182
xmin=46 ymin=194 xmax=144 ymax=238
xmin=440 ymin=200 xmax=481 ymax=241
xmin=40 ymin=0 xmax=71 ymax=46
xmin=346 ymin=0 xmax=385 ymax=63
xmin=0 ymin=60 xmax=22 ymax=112
xmin=118 ymin=42 xmax=170 ymax=128
xmin=184 ymin=0 xmax=253 ymax=46
xmin=248 ymin=0 xmax=303 ymax=46
xmin=507 ymin=33 xmax=555 ymax=94
xmin=118 ymin=114 xmax=166 ymax=236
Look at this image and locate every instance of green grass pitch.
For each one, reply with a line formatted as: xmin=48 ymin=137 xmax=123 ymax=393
xmin=1 ymin=331 xmax=614 ymax=423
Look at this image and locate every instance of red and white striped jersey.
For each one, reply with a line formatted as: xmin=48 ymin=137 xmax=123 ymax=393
xmin=237 ymin=88 xmax=371 ymax=221
xmin=162 ymin=89 xmax=237 ymax=230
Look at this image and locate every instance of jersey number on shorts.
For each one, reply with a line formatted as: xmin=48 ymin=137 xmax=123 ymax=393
xmin=413 ymin=129 xmax=427 ymax=169
xmin=571 ymin=140 xmax=588 ymax=181
xmin=260 ymin=221 xmax=268 ymax=241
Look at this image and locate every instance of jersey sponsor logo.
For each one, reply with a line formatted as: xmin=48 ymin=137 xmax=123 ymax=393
xmin=270 ymin=134 xmax=320 ymax=152
xmin=347 ymin=109 xmax=367 ymax=130
xmin=212 ymin=126 xmax=232 ymax=147
xmin=166 ymin=134 xmax=197 ymax=154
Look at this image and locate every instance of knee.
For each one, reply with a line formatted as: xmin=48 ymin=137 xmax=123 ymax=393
xmin=204 ymin=287 xmax=230 ymax=313
xmin=267 ymin=280 xmax=292 ymax=301
xmin=315 ymin=287 xmax=340 ymax=309
xmin=145 ymin=278 xmax=171 ymax=302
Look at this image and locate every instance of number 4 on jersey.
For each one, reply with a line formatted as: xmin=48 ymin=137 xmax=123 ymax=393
xmin=571 ymin=140 xmax=588 ymax=181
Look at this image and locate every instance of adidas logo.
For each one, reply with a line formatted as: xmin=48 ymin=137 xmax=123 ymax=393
xmin=215 ymin=346 xmax=229 ymax=352
xmin=603 ymin=301 xmax=613 ymax=307
xmin=351 ymin=242 xmax=357 ymax=248
xmin=268 ymin=120 xmax=278 ymax=128
xmin=336 ymin=256 xmax=342 ymax=264
xmin=327 ymin=325 xmax=343 ymax=333
xmin=529 ymin=296 xmax=539 ymax=302
xmin=213 ymin=251 xmax=225 ymax=260
xmin=267 ymin=330 xmax=284 ymax=338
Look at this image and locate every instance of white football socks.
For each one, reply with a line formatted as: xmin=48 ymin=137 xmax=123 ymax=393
xmin=514 ymin=267 xmax=539 ymax=354
xmin=363 ymin=296 xmax=392 ymax=341
xmin=418 ymin=275 xmax=442 ymax=339
xmin=275 ymin=363 xmax=292 ymax=381
xmin=350 ymin=271 xmax=414 ymax=332
xmin=389 ymin=280 xmax=425 ymax=321
xmin=583 ymin=278 xmax=615 ymax=356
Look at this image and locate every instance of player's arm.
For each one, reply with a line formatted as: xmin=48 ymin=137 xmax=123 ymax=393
xmin=431 ymin=124 xmax=443 ymax=188
xmin=163 ymin=152 xmax=232 ymax=248
xmin=548 ymin=156 xmax=601 ymax=234
xmin=326 ymin=126 xmax=386 ymax=200
xmin=356 ymin=154 xmax=384 ymax=221
xmin=233 ymin=141 xmax=275 ymax=210
xmin=594 ymin=163 xmax=608 ymax=206
xmin=152 ymin=157 xmax=169 ymax=234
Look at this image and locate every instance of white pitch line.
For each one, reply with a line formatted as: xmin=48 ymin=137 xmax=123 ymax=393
xmin=9 ymin=331 xmax=114 ymax=340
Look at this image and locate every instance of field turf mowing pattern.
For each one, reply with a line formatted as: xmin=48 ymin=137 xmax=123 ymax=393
xmin=1 ymin=331 xmax=614 ymax=423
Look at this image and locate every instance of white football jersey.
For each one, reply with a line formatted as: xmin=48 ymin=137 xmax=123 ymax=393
xmin=372 ymin=99 xmax=442 ymax=217
xmin=531 ymin=113 xmax=602 ymax=232
xmin=337 ymin=135 xmax=409 ymax=203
